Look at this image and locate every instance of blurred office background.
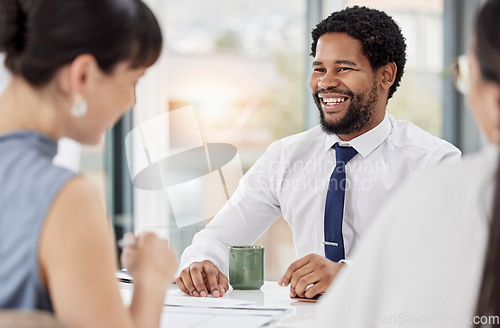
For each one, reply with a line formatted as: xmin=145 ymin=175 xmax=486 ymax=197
xmin=0 ymin=0 xmax=487 ymax=280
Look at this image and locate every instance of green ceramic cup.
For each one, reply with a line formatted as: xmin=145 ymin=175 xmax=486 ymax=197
xmin=229 ymin=246 xmax=264 ymax=290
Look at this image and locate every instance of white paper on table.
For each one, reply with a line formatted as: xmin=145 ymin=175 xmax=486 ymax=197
xmin=160 ymin=306 xmax=294 ymax=328
xmin=160 ymin=313 xmax=212 ymax=328
xmin=118 ymin=280 xmax=295 ymax=328
xmin=119 ymin=286 xmax=255 ymax=308
xmin=164 ymin=289 xmax=255 ymax=307
xmin=160 ymin=313 xmax=273 ymax=328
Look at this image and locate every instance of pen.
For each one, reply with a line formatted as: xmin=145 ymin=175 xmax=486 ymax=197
xmin=323 ymin=241 xmax=339 ymax=247
xmin=116 ymin=270 xmax=134 ymax=284
xmin=118 ymin=277 xmax=133 ymax=284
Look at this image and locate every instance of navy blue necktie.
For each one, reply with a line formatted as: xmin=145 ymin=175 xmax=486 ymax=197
xmin=324 ymin=144 xmax=358 ymax=262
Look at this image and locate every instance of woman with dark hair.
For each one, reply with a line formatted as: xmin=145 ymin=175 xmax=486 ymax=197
xmin=0 ymin=1 xmax=177 ymax=327
xmin=314 ymin=0 xmax=500 ymax=327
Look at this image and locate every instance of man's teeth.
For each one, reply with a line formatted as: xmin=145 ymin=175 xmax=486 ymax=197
xmin=323 ymin=97 xmax=346 ymax=105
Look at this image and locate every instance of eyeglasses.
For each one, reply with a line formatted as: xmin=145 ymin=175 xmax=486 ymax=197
xmin=451 ymin=55 xmax=470 ymax=95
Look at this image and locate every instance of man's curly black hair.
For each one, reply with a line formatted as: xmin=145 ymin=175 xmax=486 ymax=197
xmin=311 ymin=6 xmax=406 ymax=100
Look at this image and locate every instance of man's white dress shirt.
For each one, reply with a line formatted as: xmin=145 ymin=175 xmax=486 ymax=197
xmin=315 ymin=145 xmax=497 ymax=328
xmin=179 ymin=114 xmax=461 ymax=275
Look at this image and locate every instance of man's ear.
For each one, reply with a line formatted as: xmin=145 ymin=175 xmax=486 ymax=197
xmin=380 ymin=62 xmax=397 ymax=90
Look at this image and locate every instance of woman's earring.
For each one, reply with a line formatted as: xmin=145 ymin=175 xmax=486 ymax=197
xmin=71 ymin=94 xmax=87 ymax=117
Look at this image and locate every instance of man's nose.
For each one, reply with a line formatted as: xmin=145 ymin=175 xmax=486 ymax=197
xmin=318 ymin=76 xmax=340 ymax=90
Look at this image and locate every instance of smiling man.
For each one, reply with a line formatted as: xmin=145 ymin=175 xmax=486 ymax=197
xmin=176 ymin=6 xmax=461 ymax=300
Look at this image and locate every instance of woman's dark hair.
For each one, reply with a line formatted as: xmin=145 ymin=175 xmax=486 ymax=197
xmin=474 ymin=0 xmax=500 ymax=325
xmin=0 ymin=0 xmax=162 ymax=87
xmin=310 ymin=6 xmax=406 ymax=100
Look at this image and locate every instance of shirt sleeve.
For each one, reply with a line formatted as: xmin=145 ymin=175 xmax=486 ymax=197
xmin=428 ymin=142 xmax=462 ymax=166
xmin=178 ymin=141 xmax=284 ymax=276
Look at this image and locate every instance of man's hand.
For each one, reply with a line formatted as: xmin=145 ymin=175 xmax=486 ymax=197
xmin=175 ymin=260 xmax=229 ymax=298
xmin=278 ymin=254 xmax=344 ymax=299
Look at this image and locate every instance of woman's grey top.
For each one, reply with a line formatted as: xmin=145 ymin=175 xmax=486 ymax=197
xmin=0 ymin=130 xmax=75 ymax=311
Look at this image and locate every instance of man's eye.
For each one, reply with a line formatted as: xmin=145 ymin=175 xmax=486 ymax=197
xmin=338 ymin=67 xmax=353 ymax=72
xmin=314 ymin=68 xmax=326 ymax=72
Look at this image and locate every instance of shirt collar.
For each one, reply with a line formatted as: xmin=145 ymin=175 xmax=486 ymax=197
xmin=323 ymin=114 xmax=392 ymax=158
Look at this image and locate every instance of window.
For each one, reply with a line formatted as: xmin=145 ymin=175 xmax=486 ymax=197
xmin=118 ymin=0 xmax=448 ymax=280
xmin=347 ymin=0 xmax=445 ymax=137
xmin=130 ymin=0 xmax=308 ymax=279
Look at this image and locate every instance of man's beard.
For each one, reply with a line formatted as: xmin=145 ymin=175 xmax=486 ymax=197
xmin=313 ymin=80 xmax=378 ymax=136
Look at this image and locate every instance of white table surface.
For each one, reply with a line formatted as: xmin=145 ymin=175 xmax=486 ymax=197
xmin=119 ymin=281 xmax=317 ymax=327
